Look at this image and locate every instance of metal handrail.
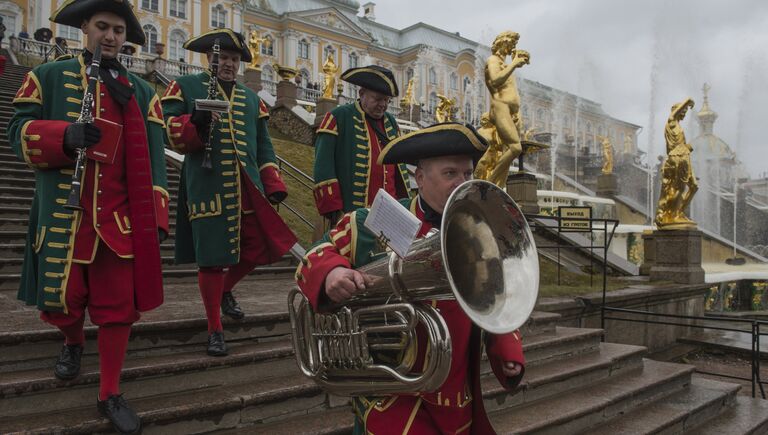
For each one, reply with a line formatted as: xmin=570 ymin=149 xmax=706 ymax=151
xmin=275 ymin=154 xmax=316 ymax=231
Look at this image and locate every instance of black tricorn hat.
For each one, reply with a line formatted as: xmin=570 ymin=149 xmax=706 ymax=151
xmin=341 ymin=65 xmax=398 ymax=97
xmin=184 ymin=29 xmax=251 ymax=63
xmin=378 ymin=123 xmax=488 ymax=166
xmin=50 ymin=0 xmax=145 ymax=45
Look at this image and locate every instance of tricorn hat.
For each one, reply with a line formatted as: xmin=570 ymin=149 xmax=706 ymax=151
xmin=184 ymin=29 xmax=251 ymax=63
xmin=50 ymin=0 xmax=145 ymax=45
xmin=378 ymin=123 xmax=488 ymax=166
xmin=341 ymin=65 xmax=398 ymax=97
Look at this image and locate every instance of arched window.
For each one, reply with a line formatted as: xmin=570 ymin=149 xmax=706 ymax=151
xmin=323 ymin=45 xmax=336 ymax=61
xmin=262 ymin=65 xmax=275 ymax=82
xmin=464 ymin=102 xmax=472 ymax=123
xmin=348 ymin=52 xmax=359 ymax=68
xmin=211 ymin=4 xmax=227 ymax=28
xmin=142 ymin=24 xmax=159 ymax=54
xmin=450 ymin=73 xmax=458 ymax=90
xmin=428 ymin=67 xmax=437 ymax=85
xmin=299 ymin=68 xmax=311 ymax=87
xmin=261 ymin=35 xmax=274 ymax=56
xmin=463 ymin=76 xmax=471 ymax=92
xmin=536 ymin=108 xmax=545 ymax=123
xmin=298 ymin=39 xmax=310 ymax=59
xmin=169 ymin=29 xmax=187 ymax=62
xmin=405 ymin=68 xmax=414 ymax=82
xmin=586 ymin=122 xmax=593 ymax=133
xmin=428 ymin=92 xmax=438 ymax=113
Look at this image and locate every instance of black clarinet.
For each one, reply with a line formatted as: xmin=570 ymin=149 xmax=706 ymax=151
xmin=64 ymin=45 xmax=102 ymax=211
xmin=201 ymin=39 xmax=221 ymax=169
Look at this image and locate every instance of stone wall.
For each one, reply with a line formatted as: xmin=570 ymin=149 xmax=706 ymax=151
xmin=538 ymin=283 xmax=710 ymax=353
xmin=269 ymin=106 xmax=315 ymax=146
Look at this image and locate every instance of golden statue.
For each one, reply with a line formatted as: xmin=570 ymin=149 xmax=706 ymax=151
xmin=474 ymin=112 xmax=502 ymax=180
xmin=321 ymin=54 xmax=339 ymax=100
xmin=247 ymin=30 xmax=269 ymax=70
xmin=655 ymin=97 xmax=698 ymax=229
xmin=435 ymin=94 xmax=455 ymax=123
xmin=400 ymin=77 xmax=417 ymax=109
xmin=599 ymin=136 xmax=614 ymax=174
xmin=480 ymin=30 xmax=530 ymax=187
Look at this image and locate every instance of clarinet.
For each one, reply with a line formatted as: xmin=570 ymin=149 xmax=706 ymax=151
xmin=201 ymin=38 xmax=221 ymax=169
xmin=64 ymin=45 xmax=102 ymax=211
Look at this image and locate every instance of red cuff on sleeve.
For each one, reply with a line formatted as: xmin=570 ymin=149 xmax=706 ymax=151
xmin=260 ymin=164 xmax=287 ymax=202
xmin=20 ymin=120 xmax=73 ymax=169
xmin=487 ymin=331 xmax=526 ymax=390
xmin=314 ymin=179 xmax=343 ymax=215
xmin=166 ymin=114 xmax=204 ymax=154
xmin=295 ymin=247 xmax=351 ymax=311
xmin=153 ymin=186 xmax=170 ymax=233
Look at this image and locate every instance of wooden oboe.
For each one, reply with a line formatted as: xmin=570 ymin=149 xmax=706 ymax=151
xmin=64 ymin=45 xmax=102 ymax=211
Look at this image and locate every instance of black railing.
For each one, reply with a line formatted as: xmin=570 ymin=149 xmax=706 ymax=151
xmin=601 ymin=306 xmax=767 ymax=399
xmin=275 ymin=154 xmax=315 ymax=231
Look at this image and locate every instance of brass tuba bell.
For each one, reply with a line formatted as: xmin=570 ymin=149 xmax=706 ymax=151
xmin=288 ymin=180 xmax=539 ymax=396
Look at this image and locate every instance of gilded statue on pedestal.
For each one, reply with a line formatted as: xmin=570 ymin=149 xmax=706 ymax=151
xmin=599 ymin=136 xmax=614 ymax=174
xmin=435 ymin=94 xmax=455 ymax=123
xmin=321 ymin=54 xmax=339 ymax=99
xmin=655 ymin=98 xmax=698 ymax=229
xmin=474 ymin=112 xmax=502 ymax=180
xmin=400 ymin=77 xmax=416 ymax=109
xmin=478 ymin=30 xmax=530 ymax=187
xmin=247 ymin=30 xmax=269 ymax=70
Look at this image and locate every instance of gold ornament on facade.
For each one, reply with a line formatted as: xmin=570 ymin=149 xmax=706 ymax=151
xmin=599 ymin=136 xmax=614 ymax=174
xmin=273 ymin=63 xmax=298 ymax=81
xmin=400 ymin=77 xmax=417 ymax=109
xmin=247 ymin=30 xmax=270 ymax=70
xmin=477 ymin=30 xmax=530 ymax=187
xmin=435 ymin=94 xmax=455 ymax=123
xmin=655 ymin=97 xmax=698 ymax=229
xmin=321 ymin=54 xmax=339 ymax=100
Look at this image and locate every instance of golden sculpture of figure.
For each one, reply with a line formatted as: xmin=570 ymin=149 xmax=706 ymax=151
xmin=321 ymin=53 xmax=339 ymax=99
xmin=655 ymin=98 xmax=698 ymax=229
xmin=435 ymin=94 xmax=455 ymax=123
xmin=400 ymin=77 xmax=416 ymax=109
xmin=599 ymin=136 xmax=614 ymax=174
xmin=482 ymin=31 xmax=530 ymax=187
xmin=247 ymin=30 xmax=269 ymax=70
xmin=474 ymin=112 xmax=502 ymax=180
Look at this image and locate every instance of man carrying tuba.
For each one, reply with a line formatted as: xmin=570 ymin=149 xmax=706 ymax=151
xmin=295 ymin=123 xmax=525 ymax=434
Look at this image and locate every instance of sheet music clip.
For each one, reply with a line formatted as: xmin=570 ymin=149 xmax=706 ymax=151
xmin=375 ymin=231 xmax=392 ymax=253
xmin=194 ymin=98 xmax=230 ymax=113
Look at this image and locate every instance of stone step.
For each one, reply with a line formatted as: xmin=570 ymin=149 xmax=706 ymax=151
xmin=483 ymin=342 xmax=647 ymax=414
xmin=488 ymin=359 xmax=696 ymax=434
xmin=0 ymin=216 xmax=179 ymax=231
xmin=691 ymin=393 xmax=768 ymax=434
xmin=0 ymin=175 xmax=180 ymax=188
xmin=0 ymin=242 xmax=177 ymax=257
xmin=587 ymin=377 xmax=741 ymax=435
xmin=518 ymin=326 xmax=603 ymax=368
xmin=214 ymin=407 xmax=354 ymax=435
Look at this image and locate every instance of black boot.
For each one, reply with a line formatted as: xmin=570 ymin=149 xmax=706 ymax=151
xmin=221 ymin=291 xmax=245 ymax=320
xmin=97 ymin=394 xmax=142 ymax=435
xmin=207 ymin=331 xmax=228 ymax=357
xmin=54 ymin=344 xmax=83 ymax=380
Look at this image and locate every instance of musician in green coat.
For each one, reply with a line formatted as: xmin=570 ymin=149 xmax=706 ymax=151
xmin=8 ymin=1 xmax=169 ymax=433
xmin=162 ymin=29 xmax=296 ymax=356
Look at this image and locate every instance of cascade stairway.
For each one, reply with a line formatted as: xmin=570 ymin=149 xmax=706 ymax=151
xmin=1 ymin=62 xmax=768 ymax=434
xmin=0 ymin=63 xmax=296 ymax=292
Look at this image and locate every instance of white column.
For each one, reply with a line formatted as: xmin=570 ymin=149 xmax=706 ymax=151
xmin=283 ymin=30 xmax=297 ymax=68
xmin=340 ymin=45 xmax=349 ymax=71
xmin=232 ymin=3 xmax=242 ymax=33
xmin=310 ymin=36 xmax=319 ymax=82
xmin=39 ymin=0 xmax=51 ymax=34
xmin=192 ymin=0 xmax=202 ymax=66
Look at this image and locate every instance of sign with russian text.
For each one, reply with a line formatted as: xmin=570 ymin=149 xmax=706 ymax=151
xmin=558 ymin=206 xmax=592 ymax=232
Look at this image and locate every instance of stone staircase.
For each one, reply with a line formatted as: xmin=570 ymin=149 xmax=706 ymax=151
xmin=1 ymin=63 xmax=768 ymax=434
xmin=0 ymin=63 xmax=296 ymax=292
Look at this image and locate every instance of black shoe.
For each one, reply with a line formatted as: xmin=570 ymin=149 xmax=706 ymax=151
xmin=54 ymin=344 xmax=83 ymax=380
xmin=207 ymin=331 xmax=228 ymax=357
xmin=221 ymin=291 xmax=245 ymax=320
xmin=97 ymin=394 xmax=142 ymax=435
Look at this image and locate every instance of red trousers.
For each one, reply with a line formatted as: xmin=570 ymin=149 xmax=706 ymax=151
xmin=361 ymin=396 xmax=474 ymax=434
xmin=42 ymin=244 xmax=138 ymax=327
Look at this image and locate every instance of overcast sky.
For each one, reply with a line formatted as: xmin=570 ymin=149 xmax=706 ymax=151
xmin=374 ymin=0 xmax=768 ymax=179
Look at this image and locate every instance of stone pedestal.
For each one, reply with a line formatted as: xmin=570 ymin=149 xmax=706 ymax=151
xmin=639 ymin=231 xmax=654 ymax=276
xmin=275 ymin=80 xmax=298 ymax=109
xmin=244 ymin=68 xmax=262 ymax=92
xmin=313 ymin=97 xmax=338 ymax=127
xmin=400 ymin=104 xmax=421 ymax=123
xmin=506 ymin=172 xmax=539 ymax=214
xmin=647 ymin=229 xmax=705 ymax=284
xmin=596 ymin=173 xmax=618 ymax=197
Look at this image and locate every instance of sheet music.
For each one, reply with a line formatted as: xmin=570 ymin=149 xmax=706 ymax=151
xmin=364 ymin=189 xmax=422 ymax=258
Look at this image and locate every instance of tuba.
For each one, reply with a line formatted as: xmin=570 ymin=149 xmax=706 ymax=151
xmin=288 ymin=180 xmax=539 ymax=397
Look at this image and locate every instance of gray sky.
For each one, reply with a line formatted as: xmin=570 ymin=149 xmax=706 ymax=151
xmin=374 ymin=0 xmax=768 ymax=178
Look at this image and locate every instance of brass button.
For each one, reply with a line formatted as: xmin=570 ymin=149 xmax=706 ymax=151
xmin=100 ymin=92 xmax=105 ymax=97
xmin=96 ymin=223 xmax=101 ymax=228
xmin=100 ymin=108 xmax=105 ymax=113
xmin=98 ymin=173 xmax=103 ymax=178
xmin=97 ymin=207 xmax=102 ymax=212
xmin=97 ymin=190 xmax=103 ymax=195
